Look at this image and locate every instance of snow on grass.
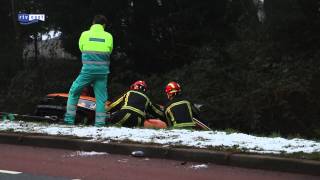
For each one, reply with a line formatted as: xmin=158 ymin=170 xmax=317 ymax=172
xmin=0 ymin=120 xmax=320 ymax=154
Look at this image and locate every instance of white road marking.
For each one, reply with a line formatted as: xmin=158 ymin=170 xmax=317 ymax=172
xmin=0 ymin=170 xmax=22 ymax=174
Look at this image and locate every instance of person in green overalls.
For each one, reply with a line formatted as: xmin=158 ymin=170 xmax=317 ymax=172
xmin=64 ymin=15 xmax=113 ymax=127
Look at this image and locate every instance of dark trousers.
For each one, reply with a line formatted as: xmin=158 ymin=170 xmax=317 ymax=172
xmin=111 ymin=109 xmax=144 ymax=127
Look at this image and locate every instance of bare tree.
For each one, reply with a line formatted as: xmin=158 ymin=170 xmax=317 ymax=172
xmin=10 ymin=0 xmax=24 ymax=69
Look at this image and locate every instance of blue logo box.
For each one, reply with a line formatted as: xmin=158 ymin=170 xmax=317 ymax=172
xmin=18 ymin=13 xmax=45 ymax=25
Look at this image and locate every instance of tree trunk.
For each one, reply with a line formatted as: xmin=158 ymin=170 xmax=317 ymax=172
xmin=34 ymin=33 xmax=39 ymax=65
xmin=10 ymin=0 xmax=24 ymax=70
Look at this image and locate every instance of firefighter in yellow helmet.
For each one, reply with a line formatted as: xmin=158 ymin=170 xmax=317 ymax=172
xmin=107 ymin=81 xmax=163 ymax=127
xmin=163 ymin=81 xmax=202 ymax=129
xmin=64 ymin=15 xmax=113 ymax=127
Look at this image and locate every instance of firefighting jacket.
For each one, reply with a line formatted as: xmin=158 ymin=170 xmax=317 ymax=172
xmin=108 ymin=90 xmax=163 ymax=119
xmin=164 ymin=95 xmax=200 ymax=128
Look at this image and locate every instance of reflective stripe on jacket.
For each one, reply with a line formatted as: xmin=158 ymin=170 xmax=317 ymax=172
xmin=164 ymin=99 xmax=197 ymax=128
xmin=79 ymin=24 xmax=113 ymax=74
xmin=108 ymin=90 xmax=163 ymax=118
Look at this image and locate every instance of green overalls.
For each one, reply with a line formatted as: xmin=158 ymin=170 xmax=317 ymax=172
xmin=64 ymin=24 xmax=113 ymax=126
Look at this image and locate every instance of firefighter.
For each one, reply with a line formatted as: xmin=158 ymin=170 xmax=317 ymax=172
xmin=163 ymin=81 xmax=201 ymax=129
xmin=64 ymin=15 xmax=113 ymax=127
xmin=107 ymin=80 xmax=163 ymax=127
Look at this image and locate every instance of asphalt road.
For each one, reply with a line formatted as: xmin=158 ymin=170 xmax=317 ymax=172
xmin=0 ymin=144 xmax=318 ymax=180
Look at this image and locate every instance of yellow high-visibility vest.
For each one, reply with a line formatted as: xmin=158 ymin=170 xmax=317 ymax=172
xmin=79 ymin=24 xmax=113 ymax=74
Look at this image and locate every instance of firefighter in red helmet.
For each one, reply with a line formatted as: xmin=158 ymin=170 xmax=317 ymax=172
xmin=164 ymin=81 xmax=202 ymax=129
xmin=107 ymin=80 xmax=163 ymax=127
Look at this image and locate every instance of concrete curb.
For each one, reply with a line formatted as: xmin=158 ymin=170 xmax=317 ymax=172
xmin=0 ymin=132 xmax=319 ymax=176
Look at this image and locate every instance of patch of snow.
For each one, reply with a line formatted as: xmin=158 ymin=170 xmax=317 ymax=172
xmin=69 ymin=151 xmax=108 ymax=157
xmin=41 ymin=30 xmax=62 ymax=41
xmin=190 ymin=164 xmax=208 ymax=170
xmin=0 ymin=120 xmax=320 ymax=154
xmin=118 ymin=159 xmax=129 ymax=163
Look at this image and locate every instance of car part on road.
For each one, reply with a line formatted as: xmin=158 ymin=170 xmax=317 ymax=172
xmin=131 ymin=150 xmax=145 ymax=157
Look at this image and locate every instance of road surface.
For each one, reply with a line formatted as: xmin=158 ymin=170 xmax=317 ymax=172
xmin=0 ymin=143 xmax=318 ymax=180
